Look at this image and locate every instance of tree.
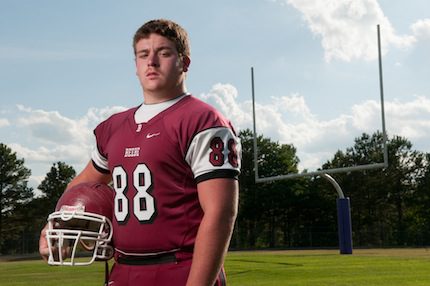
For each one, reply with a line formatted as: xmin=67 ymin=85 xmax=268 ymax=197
xmin=404 ymin=152 xmax=430 ymax=245
xmin=322 ymin=132 xmax=426 ymax=246
xmin=234 ymin=129 xmax=343 ymax=249
xmin=37 ymin=161 xmax=76 ymax=212
xmin=0 ymin=143 xmax=33 ymax=253
xmin=2 ymin=161 xmax=76 ymax=254
xmin=383 ymin=136 xmax=425 ymax=245
xmin=322 ymin=132 xmax=388 ymax=246
xmin=8 ymin=161 xmax=78 ymax=254
xmin=235 ymin=129 xmax=304 ymax=248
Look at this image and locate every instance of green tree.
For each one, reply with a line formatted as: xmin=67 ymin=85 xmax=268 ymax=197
xmin=403 ymin=152 xmax=430 ymax=245
xmin=2 ymin=161 xmax=77 ymax=254
xmin=235 ymin=129 xmax=303 ymax=248
xmin=38 ymin=161 xmax=76 ymax=212
xmin=384 ymin=136 xmax=425 ymax=245
xmin=322 ymin=132 xmax=425 ymax=246
xmin=234 ymin=129 xmax=342 ymax=249
xmin=0 ymin=143 xmax=33 ymax=253
xmin=322 ymin=132 xmax=388 ymax=246
xmin=11 ymin=161 xmax=78 ymax=254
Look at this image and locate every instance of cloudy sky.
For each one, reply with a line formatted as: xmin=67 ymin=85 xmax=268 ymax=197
xmin=1 ymin=0 xmax=429 ymax=192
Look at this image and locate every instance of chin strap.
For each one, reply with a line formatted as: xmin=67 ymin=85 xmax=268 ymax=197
xmin=104 ymin=261 xmax=109 ymax=286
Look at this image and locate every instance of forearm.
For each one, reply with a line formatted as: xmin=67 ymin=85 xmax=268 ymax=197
xmin=186 ymin=213 xmax=236 ymax=286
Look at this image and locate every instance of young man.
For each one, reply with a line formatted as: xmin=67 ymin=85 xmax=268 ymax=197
xmin=39 ymin=19 xmax=241 ymax=286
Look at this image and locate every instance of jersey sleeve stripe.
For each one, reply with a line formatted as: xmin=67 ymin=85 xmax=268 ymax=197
xmin=195 ymin=169 xmax=239 ymax=184
xmin=91 ymin=147 xmax=110 ymax=173
xmin=92 ymin=160 xmax=111 ymax=174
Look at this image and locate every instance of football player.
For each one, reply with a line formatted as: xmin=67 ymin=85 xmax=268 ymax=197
xmin=39 ymin=19 xmax=241 ymax=286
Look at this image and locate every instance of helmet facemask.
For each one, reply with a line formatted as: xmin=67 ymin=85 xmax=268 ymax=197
xmin=46 ymin=205 xmax=113 ymax=266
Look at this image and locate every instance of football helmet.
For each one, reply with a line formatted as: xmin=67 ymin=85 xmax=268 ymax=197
xmin=46 ymin=182 xmax=114 ymax=266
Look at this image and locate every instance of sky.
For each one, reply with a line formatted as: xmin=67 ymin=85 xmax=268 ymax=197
xmin=1 ymin=0 xmax=429 ymax=193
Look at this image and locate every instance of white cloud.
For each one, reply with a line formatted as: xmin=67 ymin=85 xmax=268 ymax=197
xmin=14 ymin=104 xmax=126 ymax=148
xmin=351 ymin=100 xmax=380 ymax=130
xmin=200 ymin=83 xmax=252 ymax=130
xmin=200 ymin=84 xmax=360 ymax=170
xmin=274 ymin=0 xmax=416 ymax=61
xmin=202 ymin=83 xmax=430 ymax=171
xmin=350 ymin=96 xmax=430 ymax=142
xmin=29 ymin=175 xmax=45 ymax=197
xmin=16 ymin=105 xmax=89 ymax=145
xmin=385 ymin=96 xmax=430 ymax=140
xmin=0 ymin=118 xmax=10 ymax=127
xmin=2 ymin=86 xmax=430 ymax=188
xmin=411 ymin=19 xmax=430 ymax=40
xmin=1 ymin=105 xmax=126 ymax=190
xmin=9 ymin=143 xmax=90 ymax=165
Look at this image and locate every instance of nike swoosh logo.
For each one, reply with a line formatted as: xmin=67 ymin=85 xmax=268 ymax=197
xmin=146 ymin=132 xmax=161 ymax=139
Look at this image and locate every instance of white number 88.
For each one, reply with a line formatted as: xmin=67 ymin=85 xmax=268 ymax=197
xmin=112 ymin=164 xmax=156 ymax=224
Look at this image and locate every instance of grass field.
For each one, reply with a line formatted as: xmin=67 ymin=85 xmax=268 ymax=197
xmin=1 ymin=248 xmax=430 ymax=285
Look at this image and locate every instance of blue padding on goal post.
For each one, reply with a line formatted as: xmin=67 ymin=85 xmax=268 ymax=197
xmin=337 ymin=198 xmax=353 ymax=254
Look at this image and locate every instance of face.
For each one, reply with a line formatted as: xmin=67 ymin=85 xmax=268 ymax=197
xmin=135 ymin=33 xmax=189 ymax=102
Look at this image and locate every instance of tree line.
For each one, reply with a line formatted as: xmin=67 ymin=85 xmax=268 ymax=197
xmin=1 ymin=129 xmax=430 ymax=255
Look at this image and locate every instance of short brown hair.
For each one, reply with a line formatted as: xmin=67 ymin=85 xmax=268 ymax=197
xmin=133 ymin=19 xmax=190 ymax=57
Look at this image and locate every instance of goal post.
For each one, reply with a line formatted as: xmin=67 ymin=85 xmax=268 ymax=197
xmin=251 ymin=25 xmax=389 ymax=255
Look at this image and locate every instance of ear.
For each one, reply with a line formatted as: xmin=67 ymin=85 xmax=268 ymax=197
xmin=182 ymin=56 xmax=191 ymax=72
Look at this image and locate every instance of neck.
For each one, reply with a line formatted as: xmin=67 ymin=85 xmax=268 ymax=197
xmin=143 ymin=85 xmax=187 ymax=104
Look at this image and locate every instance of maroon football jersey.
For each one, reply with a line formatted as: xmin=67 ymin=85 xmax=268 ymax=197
xmin=92 ymin=95 xmax=241 ymax=254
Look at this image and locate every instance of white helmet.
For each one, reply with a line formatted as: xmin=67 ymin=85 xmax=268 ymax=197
xmin=46 ymin=182 xmax=114 ymax=266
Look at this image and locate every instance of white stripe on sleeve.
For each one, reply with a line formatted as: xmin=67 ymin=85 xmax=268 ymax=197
xmin=91 ymin=146 xmax=109 ymax=171
xmin=185 ymin=127 xmax=241 ymax=179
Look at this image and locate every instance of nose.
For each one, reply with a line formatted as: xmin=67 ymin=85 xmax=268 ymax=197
xmin=147 ymin=53 xmax=159 ymax=67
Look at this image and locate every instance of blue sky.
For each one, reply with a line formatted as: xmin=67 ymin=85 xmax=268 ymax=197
xmin=1 ymin=0 xmax=429 ymax=191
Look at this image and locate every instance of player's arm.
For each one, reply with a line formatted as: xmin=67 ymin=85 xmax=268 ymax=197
xmin=186 ymin=178 xmax=239 ymax=286
xmin=67 ymin=160 xmax=112 ymax=189
xmin=39 ymin=160 xmax=112 ymax=262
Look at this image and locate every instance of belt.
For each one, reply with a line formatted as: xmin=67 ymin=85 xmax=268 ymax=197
xmin=117 ymin=252 xmax=177 ymax=265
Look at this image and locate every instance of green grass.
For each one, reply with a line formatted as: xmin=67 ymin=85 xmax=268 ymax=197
xmin=1 ymin=249 xmax=430 ymax=285
xmin=225 ymin=249 xmax=430 ymax=285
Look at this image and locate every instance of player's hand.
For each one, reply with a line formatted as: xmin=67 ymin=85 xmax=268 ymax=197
xmin=39 ymin=223 xmax=72 ymax=264
xmin=39 ymin=224 xmax=50 ymax=262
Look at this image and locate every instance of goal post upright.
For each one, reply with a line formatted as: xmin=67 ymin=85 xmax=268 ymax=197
xmin=251 ymin=67 xmax=260 ymax=183
xmin=378 ymin=24 xmax=389 ymax=168
xmin=250 ymin=25 xmax=389 ymax=255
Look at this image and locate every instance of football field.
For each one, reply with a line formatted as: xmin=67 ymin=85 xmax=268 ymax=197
xmin=1 ymin=248 xmax=430 ymax=286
